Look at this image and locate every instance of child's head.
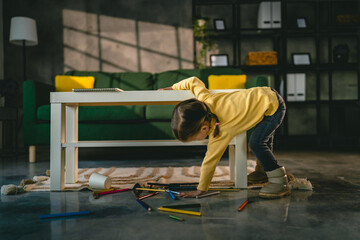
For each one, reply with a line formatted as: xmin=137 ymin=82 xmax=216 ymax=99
xmin=171 ymin=99 xmax=219 ymax=142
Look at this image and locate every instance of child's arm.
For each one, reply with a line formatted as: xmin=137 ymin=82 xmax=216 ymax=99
xmin=158 ymin=87 xmax=173 ymax=90
xmin=171 ymin=77 xmax=211 ymax=101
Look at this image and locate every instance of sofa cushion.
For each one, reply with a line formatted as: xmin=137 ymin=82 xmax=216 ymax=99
xmin=65 ymin=71 xmax=153 ymax=90
xmin=145 ymin=105 xmax=175 ymax=120
xmin=200 ymin=68 xmax=244 ymax=86
xmin=153 ymin=69 xmax=201 ymax=89
xmin=37 ymin=105 xmax=145 ymax=121
xmin=208 ymin=75 xmax=247 ymax=89
xmin=78 ymin=121 xmax=174 ymax=140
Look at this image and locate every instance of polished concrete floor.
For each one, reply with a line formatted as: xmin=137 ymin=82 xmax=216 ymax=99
xmin=1 ymin=147 xmax=360 ymax=240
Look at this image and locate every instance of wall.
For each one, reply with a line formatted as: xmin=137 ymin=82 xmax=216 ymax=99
xmin=3 ymin=0 xmax=193 ymax=86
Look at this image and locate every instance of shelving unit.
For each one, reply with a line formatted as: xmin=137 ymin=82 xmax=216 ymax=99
xmin=193 ymin=0 xmax=360 ymax=149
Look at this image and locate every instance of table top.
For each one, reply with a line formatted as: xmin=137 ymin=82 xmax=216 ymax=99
xmin=50 ymin=89 xmax=241 ymax=106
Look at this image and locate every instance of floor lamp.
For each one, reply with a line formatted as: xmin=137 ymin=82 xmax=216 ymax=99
xmin=9 ymin=16 xmax=38 ymax=84
xmin=9 ymin=17 xmax=38 ymax=157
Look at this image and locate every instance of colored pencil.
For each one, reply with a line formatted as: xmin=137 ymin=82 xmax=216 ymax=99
xmin=208 ymin=188 xmax=241 ymax=192
xmin=162 ymin=203 xmax=201 ymax=209
xmin=169 ymin=215 xmax=184 ymax=221
xmin=98 ymin=188 xmax=131 ymax=196
xmin=158 ymin=207 xmax=201 ymax=216
xmin=238 ymin=199 xmax=249 ymax=211
xmin=136 ymin=188 xmax=180 ymax=195
xmin=136 ymin=199 xmax=152 ymax=212
xmin=196 ymin=191 xmax=221 ymax=199
xmin=40 ymin=211 xmax=91 ymax=219
xmin=138 ymin=192 xmax=159 ymax=200
xmin=166 ymin=190 xmax=178 ymax=200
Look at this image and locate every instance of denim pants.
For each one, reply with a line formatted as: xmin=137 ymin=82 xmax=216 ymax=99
xmin=249 ymin=89 xmax=286 ymax=172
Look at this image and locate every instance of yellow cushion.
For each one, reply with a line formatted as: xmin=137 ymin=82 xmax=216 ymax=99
xmin=55 ymin=75 xmax=95 ymax=92
xmin=208 ymin=75 xmax=247 ymax=90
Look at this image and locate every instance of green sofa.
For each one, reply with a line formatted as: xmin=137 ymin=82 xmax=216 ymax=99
xmin=23 ymin=68 xmax=270 ymax=162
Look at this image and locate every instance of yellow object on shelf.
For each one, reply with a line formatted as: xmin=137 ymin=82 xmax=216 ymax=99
xmin=245 ymin=51 xmax=278 ymax=66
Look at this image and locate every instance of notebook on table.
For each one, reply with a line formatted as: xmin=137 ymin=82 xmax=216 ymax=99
xmin=72 ymin=88 xmax=123 ymax=92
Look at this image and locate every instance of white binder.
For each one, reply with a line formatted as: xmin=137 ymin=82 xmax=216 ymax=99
xmin=258 ymin=1 xmax=281 ymax=29
xmin=271 ymin=2 xmax=281 ymax=28
xmin=287 ymin=73 xmax=306 ymax=101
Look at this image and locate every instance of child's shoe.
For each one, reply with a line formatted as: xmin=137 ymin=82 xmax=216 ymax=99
xmin=259 ymin=166 xmax=291 ymax=198
xmin=248 ymin=159 xmax=268 ymax=184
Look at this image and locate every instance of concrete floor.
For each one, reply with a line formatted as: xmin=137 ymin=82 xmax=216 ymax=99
xmin=1 ymin=147 xmax=360 ymax=240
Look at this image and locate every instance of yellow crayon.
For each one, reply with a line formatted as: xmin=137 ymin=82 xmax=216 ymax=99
xmin=158 ymin=207 xmax=202 ymax=216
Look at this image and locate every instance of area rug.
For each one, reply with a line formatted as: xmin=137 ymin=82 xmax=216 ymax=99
xmin=24 ymin=160 xmax=258 ymax=192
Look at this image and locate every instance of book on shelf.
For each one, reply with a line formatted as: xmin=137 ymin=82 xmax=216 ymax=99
xmin=72 ymin=88 xmax=123 ymax=92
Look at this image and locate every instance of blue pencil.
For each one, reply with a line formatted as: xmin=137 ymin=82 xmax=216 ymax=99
xmin=136 ymin=199 xmax=152 ymax=211
xmin=166 ymin=190 xmax=177 ymax=200
xmin=40 ymin=211 xmax=91 ymax=219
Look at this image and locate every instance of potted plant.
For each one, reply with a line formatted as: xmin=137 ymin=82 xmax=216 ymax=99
xmin=193 ymin=18 xmax=213 ymax=69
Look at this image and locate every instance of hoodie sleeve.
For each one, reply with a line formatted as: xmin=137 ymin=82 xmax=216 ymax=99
xmin=171 ymin=77 xmax=211 ymax=102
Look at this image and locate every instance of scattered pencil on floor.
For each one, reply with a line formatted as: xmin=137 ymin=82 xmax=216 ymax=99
xmin=162 ymin=203 xmax=201 ymax=209
xmin=92 ymin=188 xmax=131 ymax=199
xmin=138 ymin=192 xmax=159 ymax=200
xmin=169 ymin=215 xmax=184 ymax=221
xmin=136 ymin=199 xmax=152 ymax=212
xmin=196 ymin=191 xmax=221 ymax=199
xmin=136 ymin=188 xmax=180 ymax=195
xmin=238 ymin=199 xmax=249 ymax=211
xmin=40 ymin=211 xmax=92 ymax=219
xmin=159 ymin=207 xmax=201 ymax=216
xmin=166 ymin=190 xmax=178 ymax=200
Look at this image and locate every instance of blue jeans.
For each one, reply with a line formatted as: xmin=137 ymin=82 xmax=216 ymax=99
xmin=249 ymin=89 xmax=286 ymax=172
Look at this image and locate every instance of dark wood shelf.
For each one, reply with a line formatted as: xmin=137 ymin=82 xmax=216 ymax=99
xmin=193 ymin=0 xmax=360 ymax=148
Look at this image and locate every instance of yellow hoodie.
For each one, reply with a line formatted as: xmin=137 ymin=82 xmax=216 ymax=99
xmin=172 ymin=77 xmax=279 ymax=191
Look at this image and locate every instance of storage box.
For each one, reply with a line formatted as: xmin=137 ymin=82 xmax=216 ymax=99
xmin=245 ymin=51 xmax=278 ymax=65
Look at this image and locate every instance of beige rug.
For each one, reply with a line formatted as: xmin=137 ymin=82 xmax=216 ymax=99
xmin=24 ymin=160 xmax=257 ymax=192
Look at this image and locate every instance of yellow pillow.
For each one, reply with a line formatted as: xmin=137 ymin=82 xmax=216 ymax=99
xmin=208 ymin=75 xmax=247 ymax=90
xmin=55 ymin=75 xmax=95 ymax=92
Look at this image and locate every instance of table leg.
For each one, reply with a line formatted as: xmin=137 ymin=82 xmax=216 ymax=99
xmin=65 ymin=105 xmax=78 ymax=184
xmin=50 ymin=103 xmax=65 ymax=191
xmin=234 ymin=132 xmax=247 ymax=188
xmin=229 ymin=145 xmax=235 ymax=181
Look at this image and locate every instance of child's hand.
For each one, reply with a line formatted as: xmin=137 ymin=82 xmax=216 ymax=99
xmin=158 ymin=87 xmax=173 ymax=91
xmin=178 ymin=190 xmax=205 ymax=198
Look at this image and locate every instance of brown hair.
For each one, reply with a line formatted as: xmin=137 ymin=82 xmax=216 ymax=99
xmin=171 ymin=99 xmax=220 ymax=142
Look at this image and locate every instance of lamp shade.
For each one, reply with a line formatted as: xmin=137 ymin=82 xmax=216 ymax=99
xmin=9 ymin=17 xmax=38 ymax=46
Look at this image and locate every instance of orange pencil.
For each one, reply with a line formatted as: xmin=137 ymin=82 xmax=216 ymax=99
xmin=238 ymin=199 xmax=249 ymax=211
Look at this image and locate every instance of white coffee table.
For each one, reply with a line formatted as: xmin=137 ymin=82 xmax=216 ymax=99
xmin=50 ymin=90 xmax=247 ymax=191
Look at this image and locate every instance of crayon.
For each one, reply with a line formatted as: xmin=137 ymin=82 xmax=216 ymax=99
xmin=196 ymin=191 xmax=221 ymax=199
xmin=40 ymin=211 xmax=91 ymax=219
xmin=169 ymin=215 xmax=184 ymax=221
xmin=238 ymin=199 xmax=249 ymax=211
xmin=136 ymin=199 xmax=152 ymax=212
xmin=158 ymin=207 xmax=201 ymax=216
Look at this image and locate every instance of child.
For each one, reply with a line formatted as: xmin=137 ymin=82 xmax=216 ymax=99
xmin=159 ymin=76 xmax=289 ymax=198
